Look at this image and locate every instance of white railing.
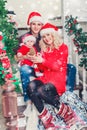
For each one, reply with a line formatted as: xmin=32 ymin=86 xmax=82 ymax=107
xmin=62 ymin=0 xmax=87 ymax=103
xmin=64 ymin=33 xmax=87 ymax=103
xmin=82 ymin=68 xmax=87 ymax=102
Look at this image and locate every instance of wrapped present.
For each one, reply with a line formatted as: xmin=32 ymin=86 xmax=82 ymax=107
xmin=2 ymin=91 xmax=17 ymax=117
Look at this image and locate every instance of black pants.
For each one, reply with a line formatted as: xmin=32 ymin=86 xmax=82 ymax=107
xmin=27 ymin=79 xmax=60 ymax=113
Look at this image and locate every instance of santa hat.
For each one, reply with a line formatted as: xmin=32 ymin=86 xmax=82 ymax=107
xmin=27 ymin=11 xmax=43 ymax=25
xmin=40 ymin=23 xmax=59 ymax=36
xmin=22 ymin=34 xmax=36 ymax=43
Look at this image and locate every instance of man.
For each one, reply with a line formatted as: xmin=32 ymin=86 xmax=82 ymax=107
xmin=18 ymin=11 xmax=44 ymax=102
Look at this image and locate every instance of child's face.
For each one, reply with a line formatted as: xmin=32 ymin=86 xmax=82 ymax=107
xmin=25 ymin=40 xmax=35 ymax=48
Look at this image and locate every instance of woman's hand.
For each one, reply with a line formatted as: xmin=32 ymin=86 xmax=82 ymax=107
xmin=27 ymin=54 xmax=44 ymax=63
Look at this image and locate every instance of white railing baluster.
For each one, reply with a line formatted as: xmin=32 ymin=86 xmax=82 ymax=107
xmin=68 ymin=37 xmax=72 ymax=63
xmin=75 ymin=54 xmax=79 ymax=86
xmin=82 ymin=68 xmax=87 ymax=102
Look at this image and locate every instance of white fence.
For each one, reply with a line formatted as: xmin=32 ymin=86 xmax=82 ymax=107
xmin=64 ymin=22 xmax=87 ymax=102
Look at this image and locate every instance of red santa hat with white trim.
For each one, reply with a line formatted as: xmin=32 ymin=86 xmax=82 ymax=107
xmin=40 ymin=23 xmax=62 ymax=36
xmin=40 ymin=23 xmax=59 ymax=36
xmin=27 ymin=11 xmax=43 ymax=25
xmin=22 ymin=34 xmax=36 ymax=43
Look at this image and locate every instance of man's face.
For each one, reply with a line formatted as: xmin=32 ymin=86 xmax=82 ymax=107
xmin=30 ymin=21 xmax=43 ymax=35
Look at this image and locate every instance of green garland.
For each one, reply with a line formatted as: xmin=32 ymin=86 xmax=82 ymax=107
xmin=65 ymin=15 xmax=87 ymax=70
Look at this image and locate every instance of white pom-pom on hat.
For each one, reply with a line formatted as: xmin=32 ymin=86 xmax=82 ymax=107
xmin=0 ymin=31 xmax=3 ymax=41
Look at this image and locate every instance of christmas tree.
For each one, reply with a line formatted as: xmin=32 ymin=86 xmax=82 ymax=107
xmin=65 ymin=15 xmax=87 ymax=70
xmin=0 ymin=0 xmax=18 ymax=58
xmin=0 ymin=0 xmax=21 ymax=92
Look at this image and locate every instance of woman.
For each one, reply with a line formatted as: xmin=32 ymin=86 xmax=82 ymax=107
xmin=27 ymin=23 xmax=87 ymax=129
xmin=30 ymin=23 xmax=68 ymax=96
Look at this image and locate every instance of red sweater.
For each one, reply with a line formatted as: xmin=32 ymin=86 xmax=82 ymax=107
xmin=37 ymin=43 xmax=68 ymax=96
xmin=17 ymin=45 xmax=36 ymax=66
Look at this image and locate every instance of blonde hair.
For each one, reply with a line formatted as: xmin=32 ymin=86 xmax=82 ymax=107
xmin=39 ymin=32 xmax=63 ymax=52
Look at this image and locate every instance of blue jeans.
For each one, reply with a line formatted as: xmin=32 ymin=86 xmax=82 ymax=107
xmin=20 ymin=65 xmax=36 ymax=102
xmin=66 ymin=64 xmax=76 ymax=92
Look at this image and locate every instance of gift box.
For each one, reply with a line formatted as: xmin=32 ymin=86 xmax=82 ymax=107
xmin=2 ymin=91 xmax=17 ymax=118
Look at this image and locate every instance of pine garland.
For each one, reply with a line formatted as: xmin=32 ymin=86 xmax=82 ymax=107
xmin=65 ymin=15 xmax=87 ymax=70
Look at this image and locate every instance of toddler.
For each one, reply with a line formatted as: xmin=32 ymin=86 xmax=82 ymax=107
xmin=17 ymin=34 xmax=36 ymax=67
xmin=17 ymin=34 xmax=43 ymax=77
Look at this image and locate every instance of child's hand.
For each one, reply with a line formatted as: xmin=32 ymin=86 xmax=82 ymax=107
xmin=17 ymin=52 xmax=23 ymax=59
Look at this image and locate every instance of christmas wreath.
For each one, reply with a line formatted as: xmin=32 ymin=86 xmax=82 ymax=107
xmin=65 ymin=15 xmax=87 ymax=70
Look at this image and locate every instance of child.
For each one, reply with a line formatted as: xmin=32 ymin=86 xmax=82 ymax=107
xmin=17 ymin=34 xmax=43 ymax=102
xmin=17 ymin=34 xmax=43 ymax=77
xmin=17 ymin=34 xmax=37 ymax=67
